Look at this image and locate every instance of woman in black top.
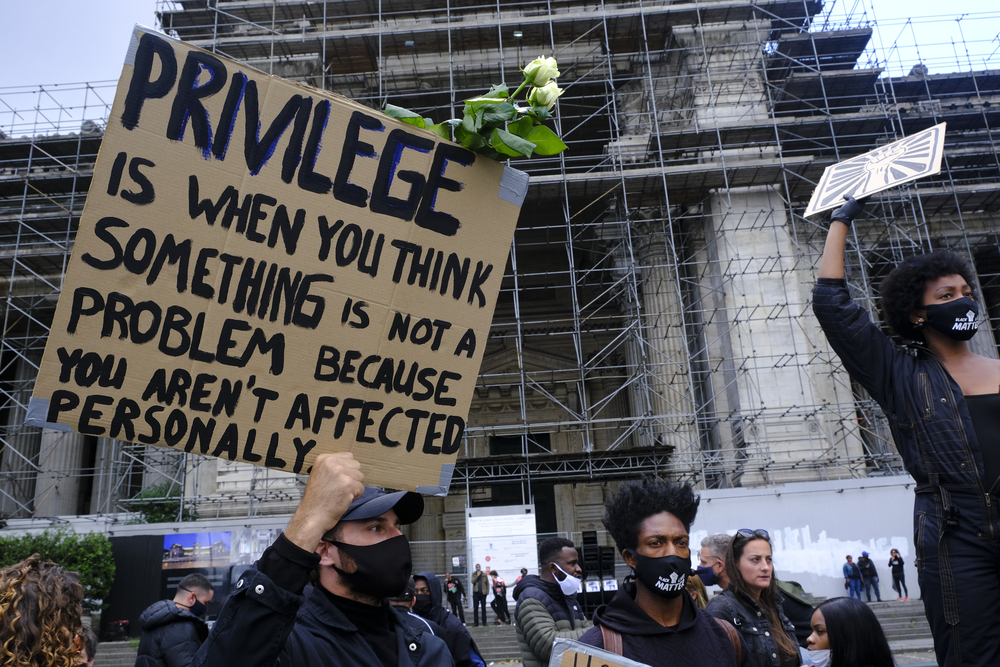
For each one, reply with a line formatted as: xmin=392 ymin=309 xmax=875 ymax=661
xmin=814 ymin=195 xmax=1000 ymax=667
xmin=888 ymin=549 xmax=908 ymax=601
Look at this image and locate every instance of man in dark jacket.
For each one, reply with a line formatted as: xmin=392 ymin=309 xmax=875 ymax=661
xmin=389 ymin=578 xmax=448 ymax=641
xmin=413 ymin=572 xmax=485 ymax=667
xmin=857 ymin=552 xmax=882 ymax=602
xmin=444 ymin=573 xmax=465 ymax=623
xmin=512 ymin=537 xmax=592 ymax=667
xmin=191 ymin=452 xmax=453 ymax=667
xmin=578 ymin=478 xmax=748 ymax=667
xmin=136 ymin=573 xmax=213 ymax=667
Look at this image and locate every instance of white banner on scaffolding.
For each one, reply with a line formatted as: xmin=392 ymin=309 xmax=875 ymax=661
xmin=467 ymin=504 xmax=537 ymax=604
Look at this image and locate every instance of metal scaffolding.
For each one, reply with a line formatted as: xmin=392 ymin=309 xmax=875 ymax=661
xmin=1 ymin=0 xmax=998 ymax=524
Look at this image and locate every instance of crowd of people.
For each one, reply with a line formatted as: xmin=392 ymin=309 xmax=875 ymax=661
xmin=2 ymin=197 xmax=997 ymax=667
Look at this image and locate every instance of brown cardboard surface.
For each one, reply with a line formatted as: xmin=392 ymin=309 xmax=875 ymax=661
xmin=805 ymin=122 xmax=946 ymax=217
xmin=27 ymin=26 xmax=525 ymax=493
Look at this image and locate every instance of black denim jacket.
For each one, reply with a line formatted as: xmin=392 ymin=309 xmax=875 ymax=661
xmin=705 ymin=589 xmax=797 ymax=667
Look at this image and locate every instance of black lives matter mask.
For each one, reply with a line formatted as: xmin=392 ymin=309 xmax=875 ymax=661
xmin=628 ymin=550 xmax=691 ymax=599
xmin=332 ymin=534 xmax=412 ymax=598
xmin=925 ymin=298 xmax=979 ymax=341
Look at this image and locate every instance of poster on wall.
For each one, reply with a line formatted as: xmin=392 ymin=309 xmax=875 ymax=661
xmin=25 ymin=25 xmax=527 ymax=494
xmin=467 ymin=504 xmax=538 ymax=602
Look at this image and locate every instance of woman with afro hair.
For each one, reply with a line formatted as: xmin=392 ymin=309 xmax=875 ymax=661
xmin=813 ymin=195 xmax=1000 ymax=667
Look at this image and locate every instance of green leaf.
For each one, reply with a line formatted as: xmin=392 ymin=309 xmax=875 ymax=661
xmin=483 ymin=83 xmax=510 ymax=99
xmin=455 ymin=123 xmax=486 ymax=149
xmin=506 ymin=117 xmax=533 ymax=138
xmin=398 ymin=116 xmax=428 ymax=129
xmin=526 ymin=106 xmax=553 ymax=122
xmin=384 ymin=103 xmax=424 ymax=121
xmin=491 ymin=128 xmax=536 ymax=157
xmin=482 ymin=102 xmax=518 ymax=124
xmin=461 ymin=110 xmax=479 ymax=134
xmin=426 ymin=123 xmax=452 ymax=139
xmin=525 ymin=124 xmax=568 ymax=155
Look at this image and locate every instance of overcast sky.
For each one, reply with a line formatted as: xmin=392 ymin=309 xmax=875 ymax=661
xmin=0 ymin=1 xmax=996 ymax=89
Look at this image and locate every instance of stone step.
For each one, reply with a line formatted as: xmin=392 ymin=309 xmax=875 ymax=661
xmin=92 ymin=641 xmax=138 ymax=667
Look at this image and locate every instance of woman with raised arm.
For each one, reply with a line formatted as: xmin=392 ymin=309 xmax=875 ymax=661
xmin=812 ymin=195 xmax=1000 ymax=667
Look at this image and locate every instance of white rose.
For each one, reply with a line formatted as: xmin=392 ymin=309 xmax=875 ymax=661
xmin=528 ymin=81 xmax=565 ymax=110
xmin=523 ymin=56 xmax=560 ymax=87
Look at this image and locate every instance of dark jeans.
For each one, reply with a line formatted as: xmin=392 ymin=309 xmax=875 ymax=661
xmin=863 ymin=576 xmax=882 ymax=602
xmin=490 ymin=597 xmax=510 ymax=624
xmin=847 ymin=578 xmax=862 ymax=600
xmin=472 ymin=592 xmax=487 ymax=626
xmin=892 ymin=573 xmax=909 ymax=598
xmin=449 ymin=598 xmax=465 ymax=623
xmin=916 ymin=490 xmax=1000 ymax=667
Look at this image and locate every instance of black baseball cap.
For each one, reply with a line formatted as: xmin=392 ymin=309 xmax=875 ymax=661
xmin=322 ymin=486 xmax=424 ymax=540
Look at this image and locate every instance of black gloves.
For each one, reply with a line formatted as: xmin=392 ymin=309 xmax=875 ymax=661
xmin=830 ymin=195 xmax=865 ymax=225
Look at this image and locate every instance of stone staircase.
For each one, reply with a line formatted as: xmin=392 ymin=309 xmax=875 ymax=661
xmin=92 ymin=641 xmax=137 ymax=667
xmin=468 ymin=623 xmax=522 ymax=663
xmin=867 ymin=598 xmax=933 ymax=643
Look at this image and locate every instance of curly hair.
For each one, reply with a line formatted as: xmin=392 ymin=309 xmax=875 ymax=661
xmin=602 ymin=477 xmax=699 ymax=554
xmin=879 ymin=250 xmax=978 ymax=341
xmin=724 ymin=534 xmax=799 ymax=664
xmin=0 ymin=554 xmax=84 ymax=667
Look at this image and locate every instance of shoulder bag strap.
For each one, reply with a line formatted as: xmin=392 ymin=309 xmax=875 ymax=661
xmin=600 ymin=624 xmax=623 ymax=656
xmin=714 ymin=617 xmax=743 ymax=666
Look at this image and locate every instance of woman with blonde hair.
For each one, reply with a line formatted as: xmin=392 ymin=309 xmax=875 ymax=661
xmin=0 ymin=554 xmax=85 ymax=667
xmin=685 ymin=572 xmax=709 ymax=609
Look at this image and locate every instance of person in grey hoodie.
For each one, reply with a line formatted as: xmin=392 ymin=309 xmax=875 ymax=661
xmin=135 ymin=573 xmax=214 ymax=667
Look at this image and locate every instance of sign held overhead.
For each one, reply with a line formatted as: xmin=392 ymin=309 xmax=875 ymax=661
xmin=27 ymin=26 xmax=527 ymax=494
xmin=805 ymin=122 xmax=947 ymax=217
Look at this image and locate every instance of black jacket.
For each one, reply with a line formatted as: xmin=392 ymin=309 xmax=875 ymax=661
xmin=705 ymin=589 xmax=798 ymax=667
xmin=415 ymin=571 xmax=484 ymax=667
xmin=857 ymin=557 xmax=879 ymax=579
xmin=136 ymin=599 xmax=209 ymax=667
xmin=578 ymin=582 xmax=748 ymax=667
xmin=191 ymin=563 xmax=453 ymax=667
xmin=445 ymin=577 xmax=464 ymax=603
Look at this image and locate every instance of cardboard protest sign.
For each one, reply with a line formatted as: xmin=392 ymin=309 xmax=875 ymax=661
xmin=805 ymin=122 xmax=946 ymax=217
xmin=26 ymin=26 xmax=527 ymax=494
xmin=548 ymin=639 xmax=650 ymax=667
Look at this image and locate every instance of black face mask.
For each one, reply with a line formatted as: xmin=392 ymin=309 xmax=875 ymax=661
xmin=925 ymin=298 xmax=979 ymax=341
xmin=628 ymin=550 xmax=691 ymax=599
xmin=332 ymin=534 xmax=412 ymax=598
xmin=413 ymin=592 xmax=434 ymax=617
xmin=188 ymin=598 xmax=207 ymax=617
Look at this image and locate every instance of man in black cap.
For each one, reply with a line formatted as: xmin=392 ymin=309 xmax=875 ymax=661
xmin=192 ymin=452 xmax=453 ymax=667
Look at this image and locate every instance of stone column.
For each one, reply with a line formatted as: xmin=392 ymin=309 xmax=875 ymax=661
xmin=32 ymin=429 xmax=86 ymax=517
xmin=633 ymin=225 xmax=699 ymax=461
xmin=0 ymin=354 xmax=42 ymax=518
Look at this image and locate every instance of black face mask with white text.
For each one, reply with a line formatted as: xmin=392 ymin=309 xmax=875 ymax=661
xmin=924 ymin=297 xmax=979 ymax=341
xmin=628 ymin=550 xmax=691 ymax=599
